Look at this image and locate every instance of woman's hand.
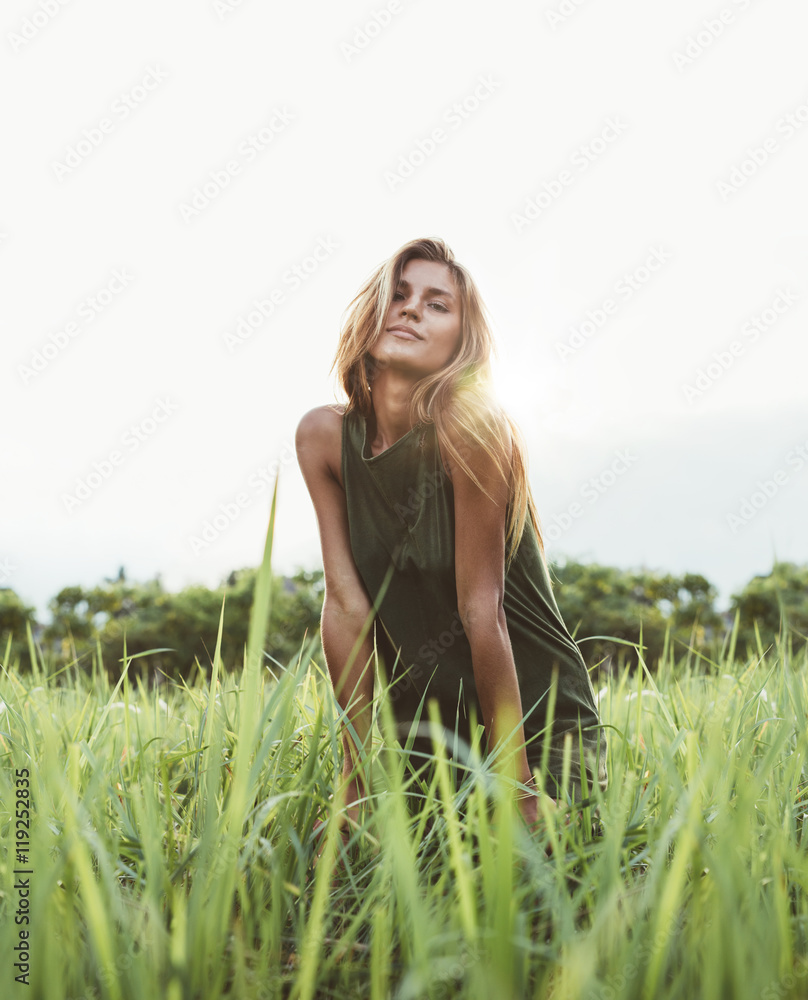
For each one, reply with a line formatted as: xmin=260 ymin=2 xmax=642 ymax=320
xmin=516 ymin=789 xmax=542 ymax=831
xmin=516 ymin=790 xmax=576 ymax=856
xmin=311 ymin=772 xmax=365 ymax=876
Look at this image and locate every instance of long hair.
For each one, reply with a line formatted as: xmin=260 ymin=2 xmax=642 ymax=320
xmin=330 ymin=237 xmax=545 ymax=571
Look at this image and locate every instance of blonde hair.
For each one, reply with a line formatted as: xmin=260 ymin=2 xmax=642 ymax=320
xmin=330 ymin=237 xmax=545 ymax=570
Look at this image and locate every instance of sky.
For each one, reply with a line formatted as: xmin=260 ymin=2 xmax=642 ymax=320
xmin=2 ymin=0 xmax=807 ymax=624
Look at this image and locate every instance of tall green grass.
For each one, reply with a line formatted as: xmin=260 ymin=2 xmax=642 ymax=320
xmin=2 ymin=485 xmax=808 ymax=999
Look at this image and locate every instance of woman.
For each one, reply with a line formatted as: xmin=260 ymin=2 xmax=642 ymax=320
xmin=295 ymin=237 xmax=608 ymax=840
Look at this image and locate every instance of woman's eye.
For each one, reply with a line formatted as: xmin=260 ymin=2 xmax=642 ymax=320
xmin=392 ymin=292 xmax=447 ymax=311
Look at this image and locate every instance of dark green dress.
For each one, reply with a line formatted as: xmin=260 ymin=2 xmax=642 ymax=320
xmin=342 ymin=407 xmax=608 ymax=803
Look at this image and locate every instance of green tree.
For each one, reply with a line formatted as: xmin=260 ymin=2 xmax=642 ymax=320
xmin=0 ymin=589 xmax=38 ymax=670
xmin=728 ymin=560 xmax=808 ymax=660
xmin=41 ymin=566 xmax=324 ymax=682
xmin=548 ymin=559 xmax=724 ymax=675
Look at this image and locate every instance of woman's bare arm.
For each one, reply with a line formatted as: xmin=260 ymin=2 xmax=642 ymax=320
xmin=295 ymin=405 xmax=376 ymax=799
xmin=446 ymin=419 xmax=545 ymax=825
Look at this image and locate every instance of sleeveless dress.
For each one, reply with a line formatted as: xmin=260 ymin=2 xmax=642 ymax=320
xmin=341 ymin=407 xmax=608 ymax=803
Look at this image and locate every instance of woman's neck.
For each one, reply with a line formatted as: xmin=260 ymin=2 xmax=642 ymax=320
xmin=368 ymin=367 xmax=419 ymax=453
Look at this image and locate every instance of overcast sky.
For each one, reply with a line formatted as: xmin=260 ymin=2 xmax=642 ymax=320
xmin=2 ymin=0 xmax=807 ymax=624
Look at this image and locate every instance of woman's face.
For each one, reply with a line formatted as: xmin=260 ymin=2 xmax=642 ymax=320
xmin=369 ymin=259 xmax=463 ymax=378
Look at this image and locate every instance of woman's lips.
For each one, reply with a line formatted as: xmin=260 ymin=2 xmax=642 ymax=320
xmin=388 ymin=327 xmax=421 ymax=340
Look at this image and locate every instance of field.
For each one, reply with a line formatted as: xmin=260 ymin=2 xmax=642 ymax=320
xmin=2 ymin=497 xmax=808 ymax=1000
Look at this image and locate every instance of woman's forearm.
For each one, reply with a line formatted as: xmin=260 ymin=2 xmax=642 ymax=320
xmin=464 ymin=608 xmax=535 ymax=789
xmin=320 ymin=597 xmax=376 ymax=789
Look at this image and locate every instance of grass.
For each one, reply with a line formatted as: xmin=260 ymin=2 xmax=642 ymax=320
xmin=2 ymin=485 xmax=808 ymax=999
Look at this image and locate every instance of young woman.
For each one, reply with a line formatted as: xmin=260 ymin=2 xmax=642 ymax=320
xmin=295 ymin=237 xmax=608 ymax=839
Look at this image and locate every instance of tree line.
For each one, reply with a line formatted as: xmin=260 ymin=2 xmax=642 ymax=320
xmin=1 ymin=559 xmax=805 ymax=681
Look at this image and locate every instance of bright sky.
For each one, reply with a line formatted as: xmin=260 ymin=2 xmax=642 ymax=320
xmin=2 ymin=0 xmax=807 ymax=624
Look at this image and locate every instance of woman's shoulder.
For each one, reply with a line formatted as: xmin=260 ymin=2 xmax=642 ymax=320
xmin=294 ymin=403 xmax=348 ymax=485
xmin=296 ymin=402 xmax=347 ymax=438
